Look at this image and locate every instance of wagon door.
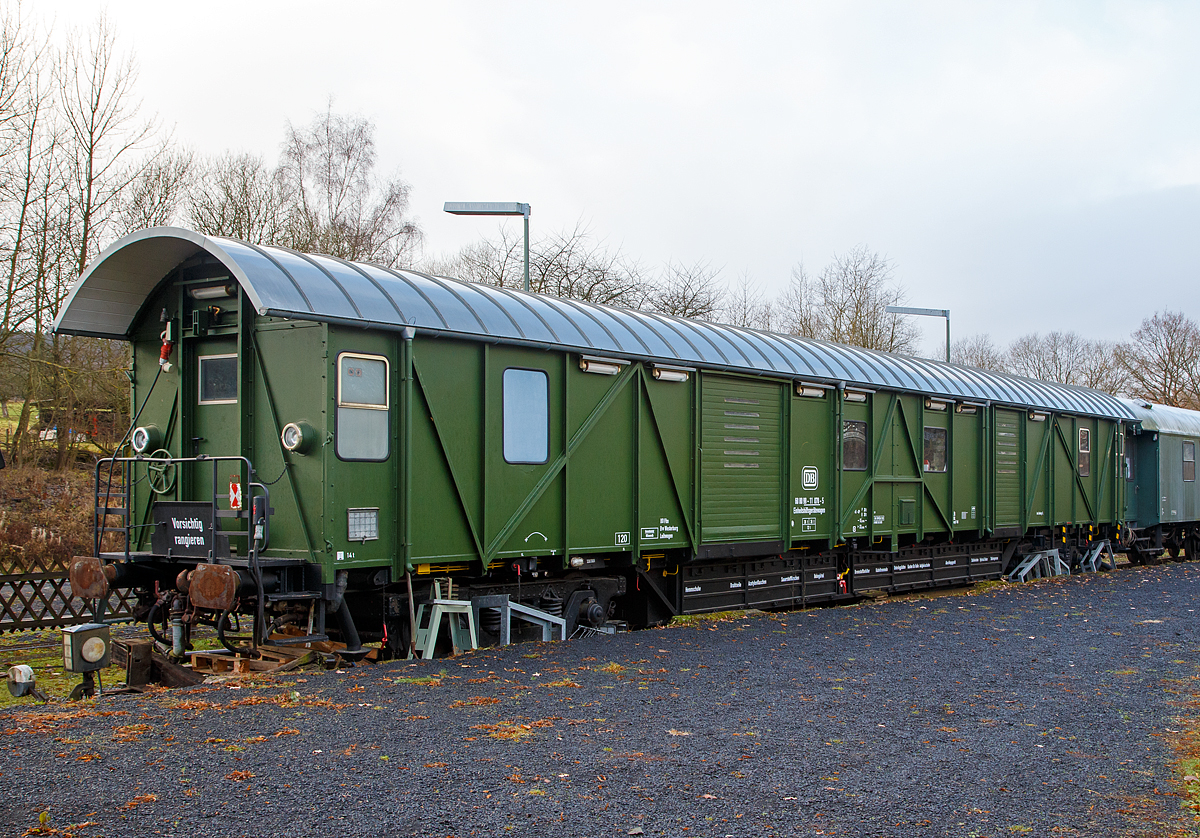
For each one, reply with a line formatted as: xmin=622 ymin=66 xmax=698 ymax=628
xmin=699 ymin=375 xmax=786 ymax=545
xmin=190 ymin=340 xmax=240 ymax=447
xmin=993 ymin=408 xmax=1022 ymax=532
xmin=181 ymin=286 xmax=242 ymax=506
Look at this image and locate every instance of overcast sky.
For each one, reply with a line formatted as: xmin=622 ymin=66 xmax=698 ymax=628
xmin=45 ymin=0 xmax=1200 ymax=353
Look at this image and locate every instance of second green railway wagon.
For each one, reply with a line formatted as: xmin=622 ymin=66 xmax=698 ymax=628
xmin=1121 ymin=399 xmax=1200 ymax=561
xmin=54 ymin=228 xmax=1138 ymax=654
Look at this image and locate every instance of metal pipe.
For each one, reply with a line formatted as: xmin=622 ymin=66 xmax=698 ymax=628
xmin=523 ymin=209 xmax=530 ymax=293
xmin=405 ymin=570 xmax=418 ymax=660
xmin=170 ymin=596 xmax=185 ymax=658
xmin=335 ymin=599 xmax=362 ymax=653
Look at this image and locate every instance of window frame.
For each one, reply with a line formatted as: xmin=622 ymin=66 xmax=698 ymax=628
xmin=335 ymin=351 xmax=390 ymax=462
xmin=502 ymin=367 xmax=550 ymax=465
xmin=842 ymin=419 xmax=867 ymax=472
xmin=1078 ymin=427 xmax=1091 ymax=478
xmin=922 ymin=425 xmax=948 ymax=473
xmin=1185 ymin=440 xmax=1196 ymax=483
xmin=197 ymin=353 xmax=239 ymax=405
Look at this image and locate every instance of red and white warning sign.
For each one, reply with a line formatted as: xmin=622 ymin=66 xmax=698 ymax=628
xmin=229 ymin=476 xmax=242 ymax=510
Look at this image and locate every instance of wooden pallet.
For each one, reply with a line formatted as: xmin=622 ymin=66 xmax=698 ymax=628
xmin=190 ymin=646 xmax=299 ymax=675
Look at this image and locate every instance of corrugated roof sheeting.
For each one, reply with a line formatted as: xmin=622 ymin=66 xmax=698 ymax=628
xmin=1120 ymin=399 xmax=1200 ymax=436
xmin=54 ymin=227 xmax=1139 ymax=420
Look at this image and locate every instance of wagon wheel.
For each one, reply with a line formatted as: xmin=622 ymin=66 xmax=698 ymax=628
xmin=1065 ymin=543 xmax=1082 ymax=573
xmin=1167 ymin=542 xmax=1182 ymax=561
xmin=1186 ymin=537 xmax=1199 ymax=563
xmin=146 ymin=449 xmax=177 ymax=494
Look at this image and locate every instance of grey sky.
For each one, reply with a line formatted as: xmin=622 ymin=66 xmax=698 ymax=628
xmin=47 ymin=0 xmax=1200 ymax=352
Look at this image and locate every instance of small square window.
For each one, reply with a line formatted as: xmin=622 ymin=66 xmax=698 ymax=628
xmin=348 ymin=508 xmax=379 ymax=541
xmin=1185 ymin=441 xmax=1195 ymax=483
xmin=199 ymin=354 xmax=237 ymax=404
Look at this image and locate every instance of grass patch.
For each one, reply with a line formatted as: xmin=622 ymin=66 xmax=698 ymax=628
xmin=0 ymin=628 xmax=126 ymax=709
xmin=669 ymin=609 xmax=760 ymax=627
xmin=543 ymin=678 xmax=580 ymax=688
xmin=392 ymin=670 xmax=446 ymax=687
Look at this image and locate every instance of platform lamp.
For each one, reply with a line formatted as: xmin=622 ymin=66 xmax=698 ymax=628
xmin=443 ymin=202 xmax=531 ymax=292
xmin=885 ymin=305 xmax=951 ymax=363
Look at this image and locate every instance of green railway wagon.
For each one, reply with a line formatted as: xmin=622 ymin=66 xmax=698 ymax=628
xmin=55 ymin=228 xmax=1139 ymax=655
xmin=1121 ymin=400 xmax=1200 ymax=561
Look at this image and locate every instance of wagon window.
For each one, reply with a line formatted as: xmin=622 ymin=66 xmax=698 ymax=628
xmin=1078 ymin=428 xmax=1090 ymax=477
xmin=1185 ymin=441 xmax=1196 ymax=483
xmin=842 ymin=420 xmax=867 ymax=471
xmin=198 ymin=354 xmax=238 ymax=404
xmin=503 ymin=368 xmax=549 ymax=464
xmin=923 ymin=427 xmax=947 ymax=473
xmin=336 ymin=353 xmax=389 ymax=461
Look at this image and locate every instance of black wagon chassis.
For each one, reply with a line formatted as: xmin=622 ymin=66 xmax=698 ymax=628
xmin=77 ymin=453 xmax=331 ymax=655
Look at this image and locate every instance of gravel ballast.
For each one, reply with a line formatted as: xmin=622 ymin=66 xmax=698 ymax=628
xmin=2 ymin=563 xmax=1198 ymax=837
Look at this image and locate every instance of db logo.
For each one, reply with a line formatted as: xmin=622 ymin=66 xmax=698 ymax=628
xmin=229 ymin=476 xmax=242 ymax=510
xmin=802 ymin=466 xmax=819 ymax=490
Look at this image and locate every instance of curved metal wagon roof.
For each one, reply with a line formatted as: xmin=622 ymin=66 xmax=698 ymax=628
xmin=54 ymin=227 xmax=1138 ymax=421
xmin=1120 ymin=399 xmax=1200 ymax=437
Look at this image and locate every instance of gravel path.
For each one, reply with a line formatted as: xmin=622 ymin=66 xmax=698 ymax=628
xmin=2 ymin=564 xmax=1199 ymax=838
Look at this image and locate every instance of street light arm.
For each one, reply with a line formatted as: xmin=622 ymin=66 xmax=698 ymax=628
xmin=445 ymin=201 xmax=532 ymax=293
xmin=883 ymin=305 xmax=951 ymax=363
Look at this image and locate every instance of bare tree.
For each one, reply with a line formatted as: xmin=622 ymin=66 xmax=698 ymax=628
xmin=1007 ymin=332 xmax=1090 ymax=383
xmin=0 ymin=18 xmax=51 ymax=352
xmin=1076 ymin=339 xmax=1128 ymax=394
xmin=950 ymin=334 xmax=1008 ymax=372
xmin=278 ymin=103 xmax=421 ymax=266
xmin=530 ymin=223 xmax=645 ymax=306
xmin=774 ymin=264 xmax=823 ymax=338
xmin=1005 ymin=330 xmax=1126 ymax=392
xmin=57 ymin=13 xmax=153 ymax=276
xmin=116 ymin=145 xmax=193 ymax=233
xmin=1117 ymin=311 xmax=1200 ymax=408
xmin=721 ymin=274 xmax=774 ymax=330
xmin=188 ymin=152 xmax=289 ymax=244
xmin=777 ymin=246 xmax=920 ymax=353
xmin=0 ymin=3 xmax=39 ymax=160
xmin=0 ymin=14 xmax=152 ymax=467
xmin=644 ymin=260 xmax=725 ymax=321
xmin=0 ymin=13 xmax=67 ymax=465
xmin=436 ymin=222 xmax=646 ymax=308
xmin=437 ymin=224 xmax=525 ymax=288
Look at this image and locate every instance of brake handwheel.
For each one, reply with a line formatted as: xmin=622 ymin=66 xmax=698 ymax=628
xmin=146 ymin=449 xmax=177 ymax=494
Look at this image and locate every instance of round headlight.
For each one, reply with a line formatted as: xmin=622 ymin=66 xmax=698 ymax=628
xmin=281 ymin=421 xmax=315 ymax=455
xmin=131 ymin=425 xmax=161 ymax=454
xmin=81 ymin=636 xmax=107 ymax=663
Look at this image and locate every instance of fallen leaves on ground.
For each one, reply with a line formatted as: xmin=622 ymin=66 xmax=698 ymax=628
xmin=450 ymin=696 xmax=500 ymax=708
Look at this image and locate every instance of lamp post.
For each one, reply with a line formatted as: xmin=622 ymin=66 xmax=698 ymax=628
xmin=443 ymin=201 xmax=531 ymax=292
xmin=885 ymin=305 xmax=950 ymax=362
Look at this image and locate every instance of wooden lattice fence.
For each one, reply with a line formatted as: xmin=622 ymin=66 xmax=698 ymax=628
xmin=0 ymin=553 xmax=135 ymax=633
